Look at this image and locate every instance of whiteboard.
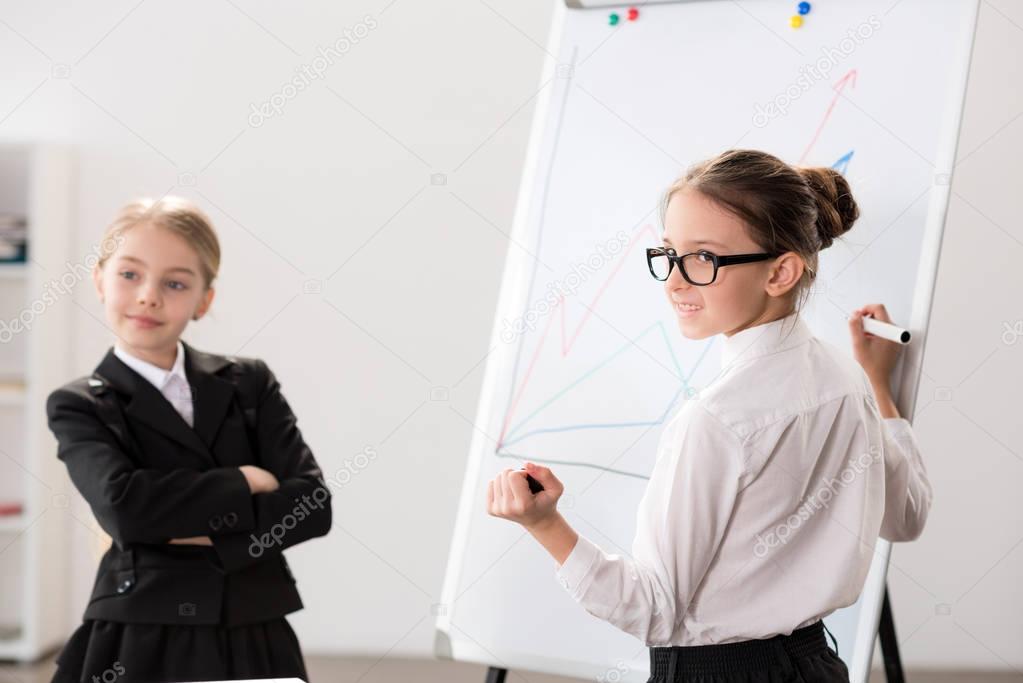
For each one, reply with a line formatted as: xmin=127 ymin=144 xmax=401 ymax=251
xmin=437 ymin=1 xmax=977 ymax=681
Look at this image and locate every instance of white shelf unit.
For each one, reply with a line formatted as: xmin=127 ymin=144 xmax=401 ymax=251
xmin=0 ymin=143 xmax=74 ymax=661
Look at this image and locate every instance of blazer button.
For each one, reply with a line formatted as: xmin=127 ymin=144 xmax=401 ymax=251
xmin=116 ymin=578 xmax=134 ymax=594
xmin=208 ymin=515 xmax=223 ymax=531
xmin=223 ymin=512 xmax=238 ymax=528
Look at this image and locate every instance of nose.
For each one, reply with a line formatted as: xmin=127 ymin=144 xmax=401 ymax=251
xmin=665 ymin=261 xmax=691 ymax=290
xmin=136 ymin=282 xmax=161 ymax=307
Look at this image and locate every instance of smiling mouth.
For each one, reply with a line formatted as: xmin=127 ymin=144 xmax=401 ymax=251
xmin=674 ymin=302 xmax=703 ymax=314
xmin=128 ymin=315 xmax=163 ymax=327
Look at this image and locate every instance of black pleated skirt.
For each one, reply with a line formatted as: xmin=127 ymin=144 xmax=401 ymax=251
xmin=647 ymin=621 xmax=849 ymax=683
xmin=50 ymin=617 xmax=308 ymax=683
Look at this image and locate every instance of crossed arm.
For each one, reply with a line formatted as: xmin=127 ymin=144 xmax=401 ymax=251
xmin=47 ymin=359 xmax=332 ymax=572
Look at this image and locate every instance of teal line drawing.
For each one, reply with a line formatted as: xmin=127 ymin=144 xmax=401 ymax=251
xmin=502 ymin=323 xmax=715 ymax=450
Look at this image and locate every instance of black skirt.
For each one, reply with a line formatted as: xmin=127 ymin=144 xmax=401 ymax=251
xmin=50 ymin=617 xmax=308 ymax=683
xmin=647 ymin=621 xmax=849 ymax=683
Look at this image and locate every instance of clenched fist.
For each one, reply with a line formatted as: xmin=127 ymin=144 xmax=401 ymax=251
xmin=486 ymin=462 xmax=564 ymax=530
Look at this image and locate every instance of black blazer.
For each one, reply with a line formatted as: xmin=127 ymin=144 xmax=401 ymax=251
xmin=46 ymin=341 xmax=332 ymax=626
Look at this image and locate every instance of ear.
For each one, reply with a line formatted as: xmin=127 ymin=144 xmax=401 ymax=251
xmin=193 ymin=286 xmax=215 ymax=321
xmin=765 ymin=252 xmax=804 ymax=298
xmin=92 ymin=263 xmax=105 ymax=302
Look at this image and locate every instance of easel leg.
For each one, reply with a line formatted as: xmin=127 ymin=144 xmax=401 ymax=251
xmin=486 ymin=667 xmax=507 ymax=683
xmin=878 ymin=584 xmax=905 ymax=682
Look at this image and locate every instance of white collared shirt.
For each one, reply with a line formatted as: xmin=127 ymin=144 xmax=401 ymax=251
xmin=113 ymin=339 xmax=195 ymax=428
xmin=554 ymin=312 xmax=932 ymax=647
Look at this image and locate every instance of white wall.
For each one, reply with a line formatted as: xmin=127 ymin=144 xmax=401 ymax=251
xmin=1 ymin=0 xmax=1019 ymax=671
xmin=2 ymin=0 xmax=556 ymax=658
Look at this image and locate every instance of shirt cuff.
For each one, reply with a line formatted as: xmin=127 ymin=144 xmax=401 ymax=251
xmin=555 ymin=534 xmax=601 ymax=600
xmin=883 ymin=416 xmax=912 ymax=442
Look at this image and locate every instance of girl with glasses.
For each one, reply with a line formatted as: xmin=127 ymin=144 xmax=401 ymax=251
xmin=487 ymin=149 xmax=931 ymax=683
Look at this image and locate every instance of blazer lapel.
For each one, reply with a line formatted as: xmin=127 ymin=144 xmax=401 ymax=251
xmin=93 ymin=341 xmax=236 ymax=465
xmin=183 ymin=341 xmax=236 ymax=456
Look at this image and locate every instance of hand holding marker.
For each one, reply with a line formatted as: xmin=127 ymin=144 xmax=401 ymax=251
xmin=523 ymin=471 xmax=544 ymax=493
xmin=860 ymin=316 xmax=911 ymax=344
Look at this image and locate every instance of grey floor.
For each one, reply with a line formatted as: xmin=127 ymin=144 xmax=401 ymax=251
xmin=0 ymin=654 xmax=1020 ymax=683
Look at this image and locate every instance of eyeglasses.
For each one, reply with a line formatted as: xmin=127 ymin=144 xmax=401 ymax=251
xmin=645 ymin=247 xmax=776 ymax=286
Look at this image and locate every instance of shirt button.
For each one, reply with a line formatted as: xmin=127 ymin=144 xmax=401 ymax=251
xmin=560 ymin=578 xmax=570 ymax=589
xmin=116 ymin=578 xmax=134 ymax=594
xmin=223 ymin=512 xmax=238 ymax=527
xmin=208 ymin=515 xmax=223 ymax=531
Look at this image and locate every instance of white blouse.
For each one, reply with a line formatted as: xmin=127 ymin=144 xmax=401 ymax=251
xmin=113 ymin=339 xmax=195 ymax=428
xmin=554 ymin=312 xmax=931 ymax=647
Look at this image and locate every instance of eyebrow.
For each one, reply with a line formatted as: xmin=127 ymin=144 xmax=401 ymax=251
xmin=661 ymin=236 xmax=728 ymax=250
xmin=117 ymin=255 xmax=197 ymax=277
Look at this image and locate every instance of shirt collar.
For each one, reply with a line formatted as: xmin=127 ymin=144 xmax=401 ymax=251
xmin=720 ymin=312 xmax=813 ymax=369
xmin=113 ymin=339 xmax=188 ymax=391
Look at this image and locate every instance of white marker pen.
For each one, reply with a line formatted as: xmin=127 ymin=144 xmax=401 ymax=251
xmin=861 ymin=316 xmax=911 ymax=345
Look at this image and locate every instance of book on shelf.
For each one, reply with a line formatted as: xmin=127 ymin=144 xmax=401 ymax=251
xmin=0 ymin=213 xmax=27 ymax=263
xmin=0 ymin=501 xmax=23 ymax=517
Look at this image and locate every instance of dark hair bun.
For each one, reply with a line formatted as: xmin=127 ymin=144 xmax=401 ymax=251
xmin=799 ymin=166 xmax=859 ymax=250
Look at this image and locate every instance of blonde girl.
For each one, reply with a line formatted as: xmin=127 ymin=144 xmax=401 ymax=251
xmin=47 ymin=197 xmax=331 ymax=682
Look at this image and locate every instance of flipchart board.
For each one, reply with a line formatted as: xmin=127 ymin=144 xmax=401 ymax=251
xmin=437 ymin=1 xmax=977 ymax=681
